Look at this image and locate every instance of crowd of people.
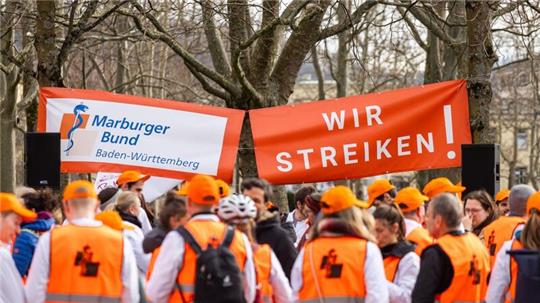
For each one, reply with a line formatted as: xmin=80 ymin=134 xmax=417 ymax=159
xmin=1 ymin=170 xmax=539 ymax=303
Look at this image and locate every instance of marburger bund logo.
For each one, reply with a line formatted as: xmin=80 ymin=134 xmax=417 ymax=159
xmin=60 ymin=103 xmax=89 ymax=156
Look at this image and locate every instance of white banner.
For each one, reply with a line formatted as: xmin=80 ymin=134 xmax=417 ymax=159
xmin=38 ymin=88 xmax=244 ymax=181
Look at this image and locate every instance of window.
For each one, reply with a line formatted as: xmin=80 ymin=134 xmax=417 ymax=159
xmin=517 ymin=129 xmax=528 ymax=150
xmin=515 ymin=167 xmax=528 ymax=184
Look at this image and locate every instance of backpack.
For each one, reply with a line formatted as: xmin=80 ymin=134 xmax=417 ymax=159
xmin=177 ymin=226 xmax=246 ymax=303
xmin=508 ymin=249 xmax=540 ymax=303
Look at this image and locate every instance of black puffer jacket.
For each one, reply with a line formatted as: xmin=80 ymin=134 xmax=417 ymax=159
xmin=255 ymin=211 xmax=298 ymax=279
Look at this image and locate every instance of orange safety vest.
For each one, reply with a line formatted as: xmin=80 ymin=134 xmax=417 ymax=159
xmin=407 ymin=226 xmax=433 ymax=256
xmin=254 ymin=244 xmax=273 ymax=303
xmin=435 ymin=232 xmax=490 ymax=303
xmin=383 ymin=256 xmax=401 ymax=282
xmin=146 ymin=246 xmax=161 ymax=281
xmin=169 ymin=220 xmax=247 ymax=303
xmin=483 ymin=216 xmax=525 ymax=269
xmin=46 ymin=225 xmax=123 ymax=303
xmin=506 ymin=239 xmax=522 ymax=303
xmin=298 ymin=237 xmax=367 ymax=302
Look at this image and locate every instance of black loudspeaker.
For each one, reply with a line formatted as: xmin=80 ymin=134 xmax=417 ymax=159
xmin=461 ymin=144 xmax=500 ymax=198
xmin=25 ymin=133 xmax=61 ymax=189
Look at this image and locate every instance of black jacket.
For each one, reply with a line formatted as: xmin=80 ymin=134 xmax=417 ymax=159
xmin=255 ymin=212 xmax=298 ymax=280
xmin=142 ymin=227 xmax=167 ymax=254
xmin=411 ymin=231 xmax=461 ymax=303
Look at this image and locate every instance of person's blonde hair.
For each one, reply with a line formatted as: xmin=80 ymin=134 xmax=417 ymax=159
xmin=522 ymin=209 xmax=540 ymax=249
xmin=310 ymin=206 xmax=376 ymax=243
xmin=114 ymin=192 xmax=140 ymax=212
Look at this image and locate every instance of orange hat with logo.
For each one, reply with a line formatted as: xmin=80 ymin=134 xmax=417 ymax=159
xmin=187 ymin=175 xmax=220 ymax=205
xmin=215 ymin=179 xmax=230 ymax=198
xmin=116 ymin=170 xmax=150 ymax=186
xmin=0 ymin=192 xmax=37 ymax=222
xmin=495 ymin=189 xmax=510 ymax=203
xmin=526 ymin=192 xmax=540 ymax=215
xmin=63 ymin=180 xmax=97 ymax=202
xmin=368 ymin=179 xmax=395 ymax=206
xmin=394 ymin=187 xmax=429 ymax=212
xmin=422 ymin=177 xmax=465 ymax=199
xmin=321 ymin=186 xmax=369 ymax=215
xmin=95 ymin=211 xmax=135 ymax=231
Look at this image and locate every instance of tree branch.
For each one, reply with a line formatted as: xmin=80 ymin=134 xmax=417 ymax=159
xmin=397 ymin=7 xmax=428 ymax=51
xmin=200 ymin=0 xmax=231 ymax=77
xmin=270 ymin=1 xmax=330 ymax=105
xmin=319 ymin=0 xmax=378 ymax=40
xmin=125 ymin=1 xmax=241 ymax=97
xmin=233 ymin=52 xmax=263 ymax=106
xmin=184 ymin=62 xmax=232 ymax=103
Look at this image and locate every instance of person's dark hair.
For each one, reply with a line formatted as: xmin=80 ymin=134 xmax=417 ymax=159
xmin=241 ymin=178 xmax=273 ymax=202
xmin=159 ymin=191 xmax=187 ymax=231
xmin=463 ymin=190 xmax=498 ymax=232
xmin=374 ymin=188 xmax=397 ymax=203
xmin=21 ymin=188 xmax=57 ymax=213
xmin=295 ymin=185 xmax=316 ymax=206
xmin=373 ymin=204 xmax=406 ymax=241
xmin=430 ymin=193 xmax=462 ymax=229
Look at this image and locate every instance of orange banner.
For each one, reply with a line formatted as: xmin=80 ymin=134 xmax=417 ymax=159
xmin=250 ymin=80 xmax=471 ymax=184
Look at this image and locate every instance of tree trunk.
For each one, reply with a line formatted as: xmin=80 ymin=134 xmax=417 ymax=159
xmin=466 ymin=0 xmax=498 ymax=143
xmin=0 ymin=0 xmax=21 ymax=192
xmin=0 ymin=75 xmax=19 ymax=192
xmin=237 ymin=113 xmax=258 ymax=179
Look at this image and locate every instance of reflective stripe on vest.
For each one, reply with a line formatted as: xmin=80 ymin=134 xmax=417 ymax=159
xmin=169 ymin=221 xmax=247 ymax=303
xmin=483 ymin=216 xmax=525 ymax=269
xmin=255 ymin=244 xmax=273 ymax=303
xmin=407 ymin=226 xmax=433 ymax=256
xmin=506 ymin=239 xmax=522 ymax=303
xmin=298 ymin=237 xmax=367 ymax=302
xmin=436 ymin=233 xmax=490 ymax=303
xmin=383 ymin=256 xmax=401 ymax=282
xmin=298 ymin=296 xmax=365 ymax=303
xmin=45 ymin=293 xmax=120 ymax=303
xmin=47 ymin=225 xmax=123 ymax=303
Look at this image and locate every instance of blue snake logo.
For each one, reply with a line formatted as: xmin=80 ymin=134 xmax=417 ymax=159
xmin=64 ymin=104 xmax=89 ymax=154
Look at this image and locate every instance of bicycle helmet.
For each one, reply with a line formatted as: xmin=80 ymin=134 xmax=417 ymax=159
xmin=218 ymin=194 xmax=257 ymax=223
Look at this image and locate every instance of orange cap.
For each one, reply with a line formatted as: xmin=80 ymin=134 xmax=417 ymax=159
xmin=95 ymin=211 xmax=135 ymax=231
xmin=526 ymin=192 xmax=540 ymax=215
xmin=116 ymin=170 xmax=150 ymax=186
xmin=215 ymin=179 xmax=230 ymax=198
xmin=321 ymin=186 xmax=369 ymax=215
xmin=0 ymin=193 xmax=37 ymax=222
xmin=187 ymin=175 xmax=220 ymax=205
xmin=368 ymin=179 xmax=395 ymax=205
xmin=63 ymin=180 xmax=97 ymax=202
xmin=495 ymin=189 xmax=510 ymax=203
xmin=394 ymin=187 xmax=429 ymax=212
xmin=177 ymin=181 xmax=189 ymax=196
xmin=422 ymin=177 xmax=465 ymax=199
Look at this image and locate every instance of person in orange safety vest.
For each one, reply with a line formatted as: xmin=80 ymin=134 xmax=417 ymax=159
xmin=291 ymin=186 xmax=389 ymax=303
xmin=25 ymin=180 xmax=140 ymax=303
xmin=411 ymin=193 xmax=489 ymax=303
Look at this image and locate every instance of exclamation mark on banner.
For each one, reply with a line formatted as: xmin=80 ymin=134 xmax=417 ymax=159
xmin=444 ymin=105 xmax=456 ymax=160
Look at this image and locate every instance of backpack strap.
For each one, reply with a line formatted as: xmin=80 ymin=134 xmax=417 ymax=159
xmin=177 ymin=227 xmax=203 ymax=255
xmin=220 ymin=225 xmax=235 ymax=248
